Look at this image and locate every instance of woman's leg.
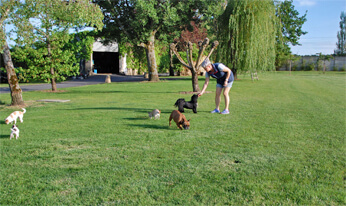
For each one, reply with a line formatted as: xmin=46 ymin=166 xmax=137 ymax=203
xmin=223 ymin=87 xmax=231 ymax=111
xmin=215 ymin=87 xmax=223 ymax=110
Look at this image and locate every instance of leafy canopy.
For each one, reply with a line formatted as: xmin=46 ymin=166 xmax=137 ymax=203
xmin=335 ymin=11 xmax=346 ymax=56
xmin=217 ymin=0 xmax=277 ymax=73
xmin=11 ymin=0 xmax=103 ymax=84
xmin=275 ymin=0 xmax=307 ymax=67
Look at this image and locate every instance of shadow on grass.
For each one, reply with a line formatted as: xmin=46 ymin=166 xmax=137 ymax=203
xmin=129 ymin=124 xmax=169 ymax=130
xmin=65 ymin=90 xmax=179 ymax=94
xmin=160 ymin=77 xmax=194 ymax=81
xmin=123 ymin=117 xmax=148 ymax=120
xmin=64 ymin=107 xmax=175 ymax=114
xmin=0 ymin=134 xmax=9 ymax=139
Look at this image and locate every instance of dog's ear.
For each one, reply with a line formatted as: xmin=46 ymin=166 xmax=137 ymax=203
xmin=188 ymin=119 xmax=191 ymax=122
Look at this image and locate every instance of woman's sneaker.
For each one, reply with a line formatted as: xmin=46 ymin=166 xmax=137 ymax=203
xmin=221 ymin=109 xmax=229 ymax=114
xmin=211 ymin=109 xmax=220 ymax=113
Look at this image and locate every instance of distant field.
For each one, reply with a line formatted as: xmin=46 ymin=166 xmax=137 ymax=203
xmin=0 ymin=71 xmax=345 ymax=205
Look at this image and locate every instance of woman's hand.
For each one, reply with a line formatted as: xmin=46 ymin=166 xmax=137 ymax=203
xmin=198 ymin=92 xmax=203 ymax=97
xmin=223 ymin=79 xmax=229 ymax=86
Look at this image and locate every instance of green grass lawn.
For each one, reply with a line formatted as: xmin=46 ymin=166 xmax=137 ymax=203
xmin=0 ymin=71 xmax=345 ymax=205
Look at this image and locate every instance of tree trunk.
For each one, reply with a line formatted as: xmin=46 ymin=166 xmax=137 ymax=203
xmin=2 ymin=41 xmax=25 ymax=106
xmin=47 ymin=38 xmax=57 ymax=91
xmin=50 ymin=68 xmax=57 ymax=91
xmin=233 ymin=69 xmax=238 ymax=80
xmin=145 ymin=42 xmax=159 ymax=81
xmin=169 ymin=49 xmax=174 ymax=76
xmin=143 ymin=32 xmax=159 ymax=81
xmin=191 ymin=69 xmax=200 ymax=92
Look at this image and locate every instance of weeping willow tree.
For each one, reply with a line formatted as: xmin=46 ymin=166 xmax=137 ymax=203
xmin=216 ymin=0 xmax=278 ymax=79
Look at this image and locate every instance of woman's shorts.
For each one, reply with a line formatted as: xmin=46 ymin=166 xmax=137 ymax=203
xmin=217 ymin=81 xmax=233 ymax=88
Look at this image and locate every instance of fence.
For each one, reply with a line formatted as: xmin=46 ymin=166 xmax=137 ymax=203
xmin=278 ymin=56 xmax=346 ymax=71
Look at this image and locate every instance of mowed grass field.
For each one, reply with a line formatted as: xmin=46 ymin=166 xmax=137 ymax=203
xmin=0 ymin=72 xmax=345 ymax=205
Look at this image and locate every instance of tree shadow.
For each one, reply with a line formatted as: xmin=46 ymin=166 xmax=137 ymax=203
xmin=64 ymin=107 xmax=175 ymax=114
xmin=123 ymin=117 xmax=148 ymax=120
xmin=0 ymin=134 xmax=9 ymax=139
xmin=128 ymin=124 xmax=169 ymax=130
xmin=65 ymin=90 xmax=178 ymax=94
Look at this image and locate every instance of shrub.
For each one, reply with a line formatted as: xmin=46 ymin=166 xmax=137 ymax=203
xmin=305 ymin=63 xmax=315 ymax=71
xmin=341 ymin=65 xmax=346 ymax=71
xmin=292 ymin=65 xmax=298 ymax=71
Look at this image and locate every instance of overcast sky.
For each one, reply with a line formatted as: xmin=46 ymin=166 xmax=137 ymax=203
xmin=290 ymin=0 xmax=346 ymax=55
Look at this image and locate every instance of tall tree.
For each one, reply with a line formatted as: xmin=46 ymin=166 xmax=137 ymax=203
xmin=95 ymin=0 xmax=221 ymax=81
xmin=217 ymin=0 xmax=277 ymax=79
xmin=275 ymin=0 xmax=307 ymax=68
xmin=335 ymin=12 xmax=346 ymax=56
xmin=0 ymin=0 xmax=24 ymax=106
xmin=13 ymin=0 xmax=103 ymax=92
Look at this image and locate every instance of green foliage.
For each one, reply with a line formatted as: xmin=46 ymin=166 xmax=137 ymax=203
xmin=124 ymin=44 xmax=147 ymax=74
xmin=217 ymin=0 xmax=277 ymax=73
xmin=292 ymin=64 xmax=298 ymax=71
xmin=170 ymin=46 xmax=201 ymax=74
xmin=96 ymin=0 xmax=223 ymax=79
xmin=10 ymin=0 xmax=103 ymax=89
xmin=0 ymin=72 xmax=345 ymax=205
xmin=12 ymin=34 xmax=78 ymax=83
xmin=317 ymin=53 xmax=334 ymax=73
xmin=335 ymin=11 xmax=346 ymax=55
xmin=155 ymin=40 xmax=168 ymax=73
xmin=275 ymin=0 xmax=307 ymax=68
xmin=305 ymin=63 xmax=315 ymax=71
xmin=172 ymin=54 xmax=184 ymax=72
xmin=157 ymin=52 xmax=170 ymax=73
xmin=65 ymin=31 xmax=95 ymax=62
xmin=341 ymin=65 xmax=346 ymax=71
xmin=0 ymin=0 xmax=18 ymax=49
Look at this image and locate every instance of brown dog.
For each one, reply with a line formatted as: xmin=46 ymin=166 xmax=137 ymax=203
xmin=169 ymin=110 xmax=190 ymax=130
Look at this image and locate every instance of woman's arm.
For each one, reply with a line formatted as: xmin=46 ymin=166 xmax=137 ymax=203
xmin=223 ymin=67 xmax=232 ymax=86
xmin=198 ymin=77 xmax=210 ymax=97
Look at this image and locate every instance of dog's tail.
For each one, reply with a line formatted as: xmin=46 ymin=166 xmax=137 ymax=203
xmin=22 ymin=108 xmax=26 ymax=113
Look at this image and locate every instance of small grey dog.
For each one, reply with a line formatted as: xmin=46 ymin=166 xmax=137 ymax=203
xmin=148 ymin=109 xmax=161 ymax=119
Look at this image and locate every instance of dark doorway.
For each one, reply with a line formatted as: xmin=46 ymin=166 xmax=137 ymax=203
xmin=93 ymin=52 xmax=119 ymax=74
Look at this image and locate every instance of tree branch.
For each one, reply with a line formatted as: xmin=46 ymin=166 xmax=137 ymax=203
xmin=138 ymin=42 xmax=147 ymax=48
xmin=170 ymin=43 xmax=191 ymax=69
xmin=197 ymin=40 xmax=219 ymax=68
xmin=195 ymin=38 xmax=209 ymax=68
xmin=188 ymin=41 xmax=194 ymax=70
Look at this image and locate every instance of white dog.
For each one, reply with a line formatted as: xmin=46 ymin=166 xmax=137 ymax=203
xmin=10 ymin=125 xmax=20 ymax=140
xmin=148 ymin=109 xmax=161 ymax=119
xmin=5 ymin=108 xmax=26 ymax=124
